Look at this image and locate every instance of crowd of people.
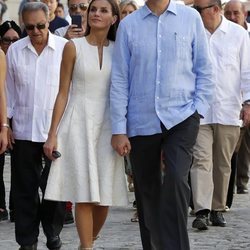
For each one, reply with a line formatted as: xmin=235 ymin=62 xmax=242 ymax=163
xmin=0 ymin=0 xmax=250 ymax=250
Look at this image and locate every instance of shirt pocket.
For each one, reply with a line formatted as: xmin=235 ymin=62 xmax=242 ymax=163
xmin=175 ymin=33 xmax=191 ymax=60
xmin=15 ymin=65 xmax=29 ymax=85
xmin=219 ymin=47 xmax=238 ymax=70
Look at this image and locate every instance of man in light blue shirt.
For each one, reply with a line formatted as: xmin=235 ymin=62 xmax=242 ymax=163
xmin=110 ymin=0 xmax=214 ymax=249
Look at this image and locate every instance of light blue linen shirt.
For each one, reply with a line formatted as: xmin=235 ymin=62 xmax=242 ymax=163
xmin=110 ymin=1 xmax=214 ymax=137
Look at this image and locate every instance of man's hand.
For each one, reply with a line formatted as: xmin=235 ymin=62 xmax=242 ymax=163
xmin=64 ymin=25 xmax=84 ymax=40
xmin=111 ymin=134 xmax=131 ymax=157
xmin=240 ymin=104 xmax=250 ymax=126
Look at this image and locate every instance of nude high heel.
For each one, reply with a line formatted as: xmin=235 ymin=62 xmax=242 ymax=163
xmin=78 ymin=247 xmax=93 ymax=250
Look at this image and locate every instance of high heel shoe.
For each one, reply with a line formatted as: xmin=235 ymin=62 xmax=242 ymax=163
xmin=78 ymin=247 xmax=93 ymax=250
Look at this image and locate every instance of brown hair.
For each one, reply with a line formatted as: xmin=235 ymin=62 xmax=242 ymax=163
xmin=84 ymin=0 xmax=120 ymax=41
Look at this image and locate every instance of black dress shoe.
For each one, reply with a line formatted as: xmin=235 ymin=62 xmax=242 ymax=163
xmin=19 ymin=242 xmax=37 ymax=250
xmin=192 ymin=214 xmax=209 ymax=230
xmin=46 ymin=236 xmax=62 ymax=250
xmin=210 ymin=210 xmax=226 ymax=227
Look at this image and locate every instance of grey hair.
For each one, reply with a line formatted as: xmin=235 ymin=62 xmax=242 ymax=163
xmin=22 ymin=2 xmax=49 ymax=20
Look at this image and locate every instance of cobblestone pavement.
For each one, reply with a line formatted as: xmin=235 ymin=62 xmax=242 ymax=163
xmin=1 ymin=155 xmax=250 ymax=250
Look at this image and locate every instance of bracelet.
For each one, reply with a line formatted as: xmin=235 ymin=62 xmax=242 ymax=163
xmin=1 ymin=123 xmax=9 ymax=128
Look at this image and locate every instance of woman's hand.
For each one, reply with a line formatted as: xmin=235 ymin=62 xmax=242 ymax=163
xmin=0 ymin=127 xmax=8 ymax=154
xmin=43 ymin=134 xmax=58 ymax=161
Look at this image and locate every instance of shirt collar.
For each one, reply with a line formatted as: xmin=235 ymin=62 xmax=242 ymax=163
xmin=21 ymin=31 xmax=56 ymax=51
xmin=217 ymin=16 xmax=229 ymax=34
xmin=141 ymin=0 xmax=177 ymax=19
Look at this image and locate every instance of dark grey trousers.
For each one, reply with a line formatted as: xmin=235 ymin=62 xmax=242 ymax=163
xmin=129 ymin=111 xmax=200 ymax=250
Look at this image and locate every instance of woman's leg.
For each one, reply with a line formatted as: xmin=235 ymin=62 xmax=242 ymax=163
xmin=75 ymin=203 xmax=109 ymax=248
xmin=75 ymin=203 xmax=94 ymax=248
xmin=93 ymin=205 xmax=109 ymax=239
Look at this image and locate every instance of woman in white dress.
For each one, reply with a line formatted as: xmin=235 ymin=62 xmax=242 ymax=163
xmin=43 ymin=0 xmax=128 ymax=249
xmin=0 ymin=49 xmax=8 ymax=154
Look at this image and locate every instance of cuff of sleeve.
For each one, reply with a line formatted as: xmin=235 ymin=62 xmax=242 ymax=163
xmin=112 ymin=121 xmax=127 ymax=135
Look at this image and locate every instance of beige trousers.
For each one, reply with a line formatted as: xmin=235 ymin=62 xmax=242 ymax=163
xmin=190 ymin=124 xmax=240 ymax=212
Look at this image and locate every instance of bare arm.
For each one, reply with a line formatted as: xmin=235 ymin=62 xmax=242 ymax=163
xmin=0 ymin=50 xmax=8 ymax=154
xmin=43 ymin=41 xmax=76 ymax=160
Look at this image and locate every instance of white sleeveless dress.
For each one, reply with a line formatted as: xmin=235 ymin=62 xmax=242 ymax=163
xmin=45 ymin=37 xmax=128 ymax=206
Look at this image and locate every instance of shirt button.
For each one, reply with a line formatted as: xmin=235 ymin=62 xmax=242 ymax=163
xmin=159 ymin=50 xmax=162 ymax=53
xmin=159 ymin=34 xmax=162 ymax=38
xmin=156 ymin=96 xmax=159 ymax=99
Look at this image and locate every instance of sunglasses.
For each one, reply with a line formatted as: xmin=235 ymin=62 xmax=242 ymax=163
xmin=69 ymin=3 xmax=89 ymax=12
xmin=192 ymin=4 xmax=216 ymax=13
xmin=25 ymin=23 xmax=46 ymax=31
xmin=1 ymin=37 xmax=19 ymax=45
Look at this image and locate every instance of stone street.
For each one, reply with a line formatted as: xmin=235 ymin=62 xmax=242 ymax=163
xmin=1 ymin=155 xmax=250 ymax=250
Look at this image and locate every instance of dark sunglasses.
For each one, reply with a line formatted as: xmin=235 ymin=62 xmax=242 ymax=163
xmin=69 ymin=3 xmax=88 ymax=12
xmin=25 ymin=23 xmax=46 ymax=31
xmin=192 ymin=4 xmax=216 ymax=13
xmin=1 ymin=37 xmax=19 ymax=45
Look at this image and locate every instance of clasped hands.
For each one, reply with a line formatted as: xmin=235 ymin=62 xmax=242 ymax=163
xmin=111 ymin=134 xmax=131 ymax=157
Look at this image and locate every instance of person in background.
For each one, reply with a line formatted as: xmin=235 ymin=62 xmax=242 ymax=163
xmin=6 ymin=2 xmax=67 ymax=249
xmin=224 ymin=0 xmax=250 ymax=33
xmin=110 ymin=0 xmax=214 ymax=248
xmin=191 ymin=0 xmax=250 ymax=231
xmin=0 ymin=20 xmax=22 ymax=54
xmin=0 ymin=20 xmax=21 ymax=223
xmin=55 ymin=2 xmax=65 ymax=18
xmin=119 ymin=0 xmax=138 ymax=19
xmin=41 ymin=0 xmax=69 ymax=33
xmin=224 ymin=1 xmax=250 ymax=206
xmin=0 ymin=0 xmax=7 ymax=24
xmin=44 ymin=0 xmax=128 ymax=249
xmin=55 ymin=0 xmax=89 ymax=39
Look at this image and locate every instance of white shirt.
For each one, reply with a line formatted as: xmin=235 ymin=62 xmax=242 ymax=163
xmin=201 ymin=16 xmax=250 ymax=126
xmin=55 ymin=25 xmax=69 ymax=37
xmin=6 ymin=32 xmax=67 ymax=142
